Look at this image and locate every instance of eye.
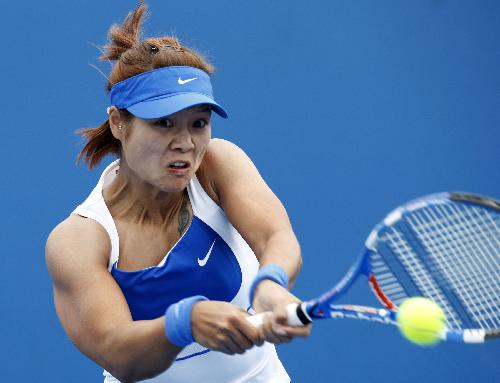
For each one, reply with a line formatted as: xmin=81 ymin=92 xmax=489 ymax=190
xmin=154 ymin=118 xmax=173 ymax=128
xmin=193 ymin=119 xmax=208 ymax=129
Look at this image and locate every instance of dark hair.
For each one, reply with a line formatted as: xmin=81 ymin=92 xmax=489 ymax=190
xmin=77 ymin=0 xmax=214 ymax=169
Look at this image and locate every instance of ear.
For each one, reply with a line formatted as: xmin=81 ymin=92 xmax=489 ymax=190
xmin=108 ymin=106 xmax=125 ymax=140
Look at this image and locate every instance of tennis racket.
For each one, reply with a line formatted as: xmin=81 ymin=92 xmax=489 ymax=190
xmin=247 ymin=192 xmax=500 ymax=343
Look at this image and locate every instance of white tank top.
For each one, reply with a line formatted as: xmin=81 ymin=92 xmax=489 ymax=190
xmin=72 ymin=160 xmax=290 ymax=383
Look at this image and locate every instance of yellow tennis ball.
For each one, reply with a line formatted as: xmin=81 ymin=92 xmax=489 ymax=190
xmin=397 ymin=297 xmax=446 ymax=346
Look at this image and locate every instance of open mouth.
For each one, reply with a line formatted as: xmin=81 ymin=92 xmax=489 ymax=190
xmin=168 ymin=161 xmax=190 ymax=169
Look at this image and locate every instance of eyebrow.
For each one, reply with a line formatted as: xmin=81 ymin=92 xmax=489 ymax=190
xmin=192 ymin=105 xmax=211 ymax=113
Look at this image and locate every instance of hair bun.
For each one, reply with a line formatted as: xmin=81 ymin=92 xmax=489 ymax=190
xmin=99 ymin=0 xmax=147 ymax=62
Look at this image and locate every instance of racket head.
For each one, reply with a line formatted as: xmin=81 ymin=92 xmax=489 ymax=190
xmin=365 ymin=192 xmax=500 ymax=334
xmin=310 ymin=192 xmax=500 ymax=339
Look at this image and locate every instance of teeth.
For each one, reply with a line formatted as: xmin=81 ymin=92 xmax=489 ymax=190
xmin=171 ymin=162 xmax=187 ymax=168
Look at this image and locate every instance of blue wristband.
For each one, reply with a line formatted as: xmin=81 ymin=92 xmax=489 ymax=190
xmin=249 ymin=264 xmax=289 ymax=307
xmin=165 ymin=295 xmax=208 ymax=347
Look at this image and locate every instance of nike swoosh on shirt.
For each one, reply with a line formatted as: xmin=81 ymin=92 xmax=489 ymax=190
xmin=178 ymin=77 xmax=197 ymax=85
xmin=198 ymin=239 xmax=216 ymax=267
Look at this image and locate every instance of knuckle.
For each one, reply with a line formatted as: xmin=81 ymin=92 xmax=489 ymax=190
xmin=220 ymin=320 xmax=233 ymax=333
xmin=243 ymin=339 xmax=253 ymax=349
xmin=228 ymin=313 xmax=241 ymax=326
xmin=216 ymin=333 xmax=228 ymax=344
xmin=257 ymin=334 xmax=266 ymax=345
xmin=269 ymin=336 xmax=279 ymax=344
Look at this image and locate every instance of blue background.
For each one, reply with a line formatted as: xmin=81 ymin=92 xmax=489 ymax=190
xmin=1 ymin=0 xmax=498 ymax=381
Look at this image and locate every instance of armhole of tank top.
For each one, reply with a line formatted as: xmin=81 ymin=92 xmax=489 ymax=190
xmin=187 ymin=173 xmax=224 ymax=217
xmin=71 ymin=207 xmax=119 ymax=272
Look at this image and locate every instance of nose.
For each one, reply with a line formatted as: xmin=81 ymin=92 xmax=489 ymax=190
xmin=170 ymin=126 xmax=195 ymax=152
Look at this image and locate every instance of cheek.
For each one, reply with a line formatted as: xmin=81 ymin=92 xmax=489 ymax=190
xmin=194 ymin=133 xmax=211 ymax=159
xmin=123 ymin=130 xmax=164 ymax=163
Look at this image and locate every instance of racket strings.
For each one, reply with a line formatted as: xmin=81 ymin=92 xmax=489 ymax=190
xmin=411 ymin=208 xmax=492 ymax=328
xmin=429 ymin=205 xmax=500 ymax=275
xmin=370 ymin=254 xmax=408 ymax=303
xmin=381 ymin=228 xmax=463 ymax=329
xmin=427 ymin=204 xmax=499 ymax=326
xmin=412 ymin=208 xmax=486 ymax=325
xmin=378 ymin=200 xmax=500 ymax=331
xmin=410 ymin=203 xmax=500 ymax=330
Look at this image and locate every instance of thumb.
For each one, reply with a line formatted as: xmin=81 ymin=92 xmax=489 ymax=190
xmin=269 ymin=309 xmax=289 ymax=337
xmin=272 ymin=306 xmax=289 ymax=326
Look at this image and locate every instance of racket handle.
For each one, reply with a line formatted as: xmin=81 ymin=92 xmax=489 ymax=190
xmin=246 ymin=312 xmax=268 ymax=328
xmin=246 ymin=303 xmax=311 ymax=328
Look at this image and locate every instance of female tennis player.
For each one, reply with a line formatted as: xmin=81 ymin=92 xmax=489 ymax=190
xmin=45 ymin=2 xmax=310 ymax=382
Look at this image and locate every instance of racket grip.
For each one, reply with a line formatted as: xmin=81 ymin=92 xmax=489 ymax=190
xmin=246 ymin=312 xmax=268 ymax=328
xmin=246 ymin=303 xmax=310 ymax=328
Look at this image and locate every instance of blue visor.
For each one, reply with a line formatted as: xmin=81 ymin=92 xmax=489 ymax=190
xmin=109 ymin=66 xmax=227 ymax=119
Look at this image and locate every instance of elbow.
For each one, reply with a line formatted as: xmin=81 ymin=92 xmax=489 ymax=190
xmin=96 ymin=323 xmax=179 ymax=382
xmin=104 ymin=356 xmax=174 ymax=383
xmin=290 ymin=238 xmax=302 ymax=286
xmin=112 ymin=372 xmax=139 ymax=383
xmin=294 ymin=238 xmax=302 ymax=268
xmin=297 ymin=253 xmax=303 ymax=271
xmin=107 ymin=366 xmax=172 ymax=383
xmin=100 ymin=355 xmax=135 ymax=383
xmin=107 ymin=366 xmax=136 ymax=383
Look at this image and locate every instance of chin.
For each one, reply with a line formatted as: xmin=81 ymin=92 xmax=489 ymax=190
xmin=158 ymin=178 xmax=190 ymax=193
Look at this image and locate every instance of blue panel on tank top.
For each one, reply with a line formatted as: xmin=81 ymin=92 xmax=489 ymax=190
xmin=111 ymin=216 xmax=242 ymax=320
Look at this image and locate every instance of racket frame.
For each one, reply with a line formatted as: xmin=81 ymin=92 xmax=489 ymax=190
xmin=289 ymin=192 xmax=500 ymax=344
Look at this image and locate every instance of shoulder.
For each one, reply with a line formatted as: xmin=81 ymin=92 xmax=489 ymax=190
xmin=197 ymin=138 xmax=255 ymax=204
xmin=46 ymin=215 xmax=111 ymax=285
xmin=206 ymin=137 xmax=245 ymax=155
xmin=201 ymin=138 xmax=250 ymax=172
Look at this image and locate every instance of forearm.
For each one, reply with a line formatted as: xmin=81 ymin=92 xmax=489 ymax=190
xmin=250 ymin=228 xmax=303 ymax=314
xmin=99 ymin=317 xmax=182 ymax=382
xmin=256 ymin=228 xmax=302 ymax=286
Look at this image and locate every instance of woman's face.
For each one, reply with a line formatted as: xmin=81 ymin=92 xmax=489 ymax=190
xmin=120 ymin=105 xmax=212 ymax=192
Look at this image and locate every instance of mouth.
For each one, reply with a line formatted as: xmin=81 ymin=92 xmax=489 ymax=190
xmin=167 ymin=160 xmax=191 ymax=173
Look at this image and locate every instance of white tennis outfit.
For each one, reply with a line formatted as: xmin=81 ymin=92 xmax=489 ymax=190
xmin=72 ymin=160 xmax=290 ymax=383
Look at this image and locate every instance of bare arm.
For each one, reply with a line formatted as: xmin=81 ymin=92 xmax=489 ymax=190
xmin=202 ymin=139 xmax=310 ymax=342
xmin=45 ymin=215 xmax=181 ymax=382
xmin=204 ymin=139 xmax=302 ymax=284
xmin=46 ymin=214 xmax=264 ymax=381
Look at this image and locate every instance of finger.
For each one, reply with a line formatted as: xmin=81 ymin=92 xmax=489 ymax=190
xmin=261 ymin=315 xmax=283 ymax=344
xmin=224 ymin=331 xmax=248 ymax=354
xmin=271 ymin=308 xmax=290 ymax=326
xmin=228 ymin=327 xmax=255 ymax=351
xmin=277 ymin=324 xmax=312 ymax=338
xmin=217 ymin=344 xmax=236 ymax=355
xmin=271 ymin=322 xmax=294 ymax=343
xmin=237 ymin=313 xmax=266 ymax=346
xmin=242 ymin=326 xmax=265 ymax=347
xmin=267 ymin=310 xmax=309 ymax=342
xmin=209 ymin=337 xmax=236 ymax=355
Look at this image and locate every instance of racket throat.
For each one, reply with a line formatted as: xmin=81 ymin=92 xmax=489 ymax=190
xmin=368 ymin=273 xmax=397 ymax=310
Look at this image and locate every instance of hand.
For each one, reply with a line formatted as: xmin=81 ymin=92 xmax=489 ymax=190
xmin=191 ymin=301 xmax=265 ymax=355
xmin=252 ymin=279 xmax=312 ymax=344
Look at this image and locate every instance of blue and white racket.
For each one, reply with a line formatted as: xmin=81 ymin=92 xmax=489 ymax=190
xmin=249 ymin=192 xmax=500 ymax=343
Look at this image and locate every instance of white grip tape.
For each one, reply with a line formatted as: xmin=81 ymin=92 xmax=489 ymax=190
xmin=286 ymin=302 xmax=303 ymax=326
xmin=246 ymin=303 xmax=303 ymax=328
xmin=246 ymin=312 xmax=267 ymax=328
